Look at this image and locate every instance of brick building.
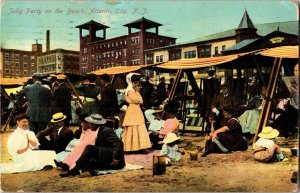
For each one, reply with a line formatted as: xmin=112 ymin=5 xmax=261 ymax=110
xmin=76 ymin=17 xmax=176 ymax=74
xmin=1 ymin=42 xmax=42 ymax=78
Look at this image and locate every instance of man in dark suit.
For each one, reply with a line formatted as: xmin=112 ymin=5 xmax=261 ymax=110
xmin=37 ymin=112 xmax=74 ymax=153
xmin=60 ymin=114 xmax=125 ymax=177
xmin=18 ymin=73 xmax=52 ymax=134
xmin=98 ymin=74 xmax=119 ymax=118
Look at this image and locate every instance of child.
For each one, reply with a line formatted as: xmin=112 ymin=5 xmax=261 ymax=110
xmin=253 ymin=126 xmax=286 ymax=163
xmin=160 ymin=133 xmax=182 ymax=165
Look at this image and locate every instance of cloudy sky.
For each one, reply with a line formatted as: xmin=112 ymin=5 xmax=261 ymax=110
xmin=1 ymin=0 xmax=298 ymax=51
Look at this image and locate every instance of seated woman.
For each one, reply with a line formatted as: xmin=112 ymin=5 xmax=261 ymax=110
xmin=55 ymin=114 xmax=98 ymax=171
xmin=0 ymin=114 xmax=56 ymax=174
xmin=202 ymin=105 xmax=248 ymax=157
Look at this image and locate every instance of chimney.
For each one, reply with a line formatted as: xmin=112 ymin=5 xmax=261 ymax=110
xmin=46 ymin=30 xmax=50 ymax=52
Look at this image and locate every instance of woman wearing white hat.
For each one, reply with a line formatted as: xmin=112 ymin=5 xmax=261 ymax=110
xmin=253 ymin=126 xmax=286 ymax=163
xmin=122 ymin=73 xmax=151 ymax=152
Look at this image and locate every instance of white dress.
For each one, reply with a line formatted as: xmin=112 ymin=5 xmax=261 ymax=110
xmin=0 ymin=128 xmax=56 ymax=174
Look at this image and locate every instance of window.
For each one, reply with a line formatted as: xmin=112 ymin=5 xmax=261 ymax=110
xmin=156 ymin=56 xmax=160 ymax=63
xmin=131 ymin=37 xmax=139 ymax=44
xmin=15 ymin=54 xmax=19 ymax=60
xmin=31 ymin=55 xmax=35 ymax=60
xmin=132 ymin=49 xmax=139 ymax=55
xmin=198 ymin=45 xmax=211 ymax=58
xmin=222 ymin=45 xmax=226 ymax=51
xmin=15 ymin=69 xmax=20 ymax=75
xmin=123 ymin=49 xmax=127 ymax=57
xmin=15 ymin=62 xmax=20 ymax=67
xmin=160 ymin=55 xmax=163 ymax=62
xmin=5 ymin=69 xmax=10 ymax=74
xmin=214 ymin=47 xmax=219 ymax=55
xmin=83 ymin=48 xmax=87 ymax=54
xmin=5 ymin=53 xmax=10 ymax=60
xmin=184 ymin=50 xmax=196 ymax=59
xmin=5 ymin=61 xmax=10 ymax=67
xmin=23 ymin=55 xmax=28 ymax=61
xmin=23 ymin=63 xmax=28 ymax=68
xmin=124 ymin=40 xmax=127 ymax=45
xmin=23 ymin=70 xmax=28 ymax=76
xmin=82 ymin=68 xmax=87 ymax=74
xmin=108 ymin=43 xmax=110 ymax=48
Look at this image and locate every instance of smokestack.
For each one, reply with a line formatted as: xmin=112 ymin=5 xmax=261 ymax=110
xmin=46 ymin=30 xmax=50 ymax=52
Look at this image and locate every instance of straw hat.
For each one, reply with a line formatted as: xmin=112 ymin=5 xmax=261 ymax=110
xmin=258 ymin=126 xmax=279 ymax=139
xmin=85 ymin=114 xmax=106 ymax=125
xmin=163 ymin=133 xmax=180 ymax=144
xmin=51 ymin=112 xmax=67 ymax=123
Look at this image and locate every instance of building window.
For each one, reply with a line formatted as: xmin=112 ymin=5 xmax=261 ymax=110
xmin=23 ymin=55 xmax=28 ymax=61
xmin=108 ymin=43 xmax=110 ymax=48
xmin=184 ymin=50 xmax=196 ymax=59
xmin=23 ymin=70 xmax=28 ymax=76
xmin=116 ymin=42 xmax=118 ymax=47
xmin=15 ymin=54 xmax=19 ymax=60
xmin=131 ymin=37 xmax=139 ymax=44
xmin=82 ymin=68 xmax=87 ymax=74
xmin=123 ymin=49 xmax=127 ymax=57
xmin=5 ymin=53 xmax=10 ymax=60
xmin=160 ymin=55 xmax=163 ymax=62
xmin=132 ymin=49 xmax=139 ymax=55
xmin=31 ymin=55 xmax=35 ymax=60
xmin=222 ymin=45 xmax=226 ymax=51
xmin=124 ymin=40 xmax=127 ymax=45
xmin=83 ymin=48 xmax=87 ymax=54
xmin=15 ymin=69 xmax=20 ymax=75
xmin=15 ymin=62 xmax=20 ymax=67
xmin=23 ymin=63 xmax=28 ymax=68
xmin=5 ymin=61 xmax=10 ymax=67
xmin=5 ymin=69 xmax=10 ymax=74
xmin=156 ymin=56 xmax=160 ymax=63
xmin=214 ymin=47 xmax=219 ymax=55
xmin=198 ymin=45 xmax=211 ymax=58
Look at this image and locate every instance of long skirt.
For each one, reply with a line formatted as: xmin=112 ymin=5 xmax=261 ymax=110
xmin=122 ymin=125 xmax=151 ymax=152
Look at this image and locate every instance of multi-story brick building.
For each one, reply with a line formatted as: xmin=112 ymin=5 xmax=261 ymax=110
xmin=1 ymin=42 xmax=42 ymax=78
xmin=37 ymin=30 xmax=80 ymax=75
xmin=76 ymin=17 xmax=176 ymax=74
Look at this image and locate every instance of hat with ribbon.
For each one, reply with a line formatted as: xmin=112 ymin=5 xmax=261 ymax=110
xmin=51 ymin=112 xmax=67 ymax=123
xmin=85 ymin=114 xmax=107 ymax=125
xmin=163 ymin=133 xmax=180 ymax=144
xmin=258 ymin=126 xmax=280 ymax=139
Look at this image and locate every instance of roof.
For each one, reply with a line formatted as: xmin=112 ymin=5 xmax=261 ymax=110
xmin=123 ymin=17 xmax=162 ymax=29
xmin=75 ymin=20 xmax=109 ymax=30
xmin=224 ymin=39 xmax=258 ymax=52
xmin=237 ymin=10 xmax=255 ymax=29
xmin=145 ymin=21 xmax=298 ymax=52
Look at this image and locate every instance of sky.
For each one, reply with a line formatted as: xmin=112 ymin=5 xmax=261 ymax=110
xmin=0 ymin=0 xmax=298 ymax=51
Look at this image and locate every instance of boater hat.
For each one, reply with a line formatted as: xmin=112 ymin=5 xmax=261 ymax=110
xmin=258 ymin=126 xmax=280 ymax=139
xmin=163 ymin=133 xmax=180 ymax=144
xmin=51 ymin=112 xmax=67 ymax=123
xmin=85 ymin=114 xmax=107 ymax=125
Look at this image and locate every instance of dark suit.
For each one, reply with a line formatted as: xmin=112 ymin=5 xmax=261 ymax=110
xmin=99 ymin=84 xmax=119 ymax=118
xmin=19 ymin=81 xmax=52 ymax=133
xmin=74 ymin=126 xmax=125 ymax=171
xmin=37 ymin=125 xmax=74 ymax=153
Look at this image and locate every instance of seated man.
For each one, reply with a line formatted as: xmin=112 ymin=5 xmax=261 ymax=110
xmin=37 ymin=112 xmax=74 ymax=153
xmin=60 ymin=114 xmax=125 ymax=177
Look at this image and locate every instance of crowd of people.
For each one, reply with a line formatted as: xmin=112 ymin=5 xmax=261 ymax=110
xmin=0 ymin=65 xmax=298 ymax=179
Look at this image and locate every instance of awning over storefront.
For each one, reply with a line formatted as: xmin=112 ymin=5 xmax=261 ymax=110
xmin=156 ymin=54 xmax=247 ymax=70
xmin=0 ymin=77 xmax=30 ymax=86
xmin=257 ymin=46 xmax=298 ymax=59
xmin=89 ymin=65 xmax=151 ymax=75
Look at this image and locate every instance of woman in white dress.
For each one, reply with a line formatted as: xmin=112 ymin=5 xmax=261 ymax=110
xmin=1 ymin=114 xmax=56 ymax=174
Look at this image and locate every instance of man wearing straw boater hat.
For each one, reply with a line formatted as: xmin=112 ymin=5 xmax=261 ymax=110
xmin=253 ymin=126 xmax=286 ymax=163
xmin=37 ymin=112 xmax=74 ymax=153
xmin=60 ymin=113 xmax=125 ymax=177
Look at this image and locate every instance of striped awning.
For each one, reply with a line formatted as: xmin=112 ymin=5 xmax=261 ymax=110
xmin=157 ymin=54 xmax=245 ymax=70
xmin=89 ymin=65 xmax=150 ymax=75
xmin=257 ymin=46 xmax=298 ymax=59
xmin=0 ymin=77 xmax=30 ymax=86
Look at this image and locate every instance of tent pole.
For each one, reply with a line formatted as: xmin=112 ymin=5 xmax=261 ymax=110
xmin=65 ymin=76 xmax=84 ymax=107
xmin=253 ymin=57 xmax=279 ymax=144
xmin=168 ymin=69 xmax=183 ymax=101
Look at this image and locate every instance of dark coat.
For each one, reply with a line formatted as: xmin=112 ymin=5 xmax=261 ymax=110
xmin=75 ymin=126 xmax=125 ymax=171
xmin=52 ymin=83 xmax=72 ymax=123
xmin=99 ymin=84 xmax=119 ymax=118
xmin=19 ymin=81 xmax=52 ymax=123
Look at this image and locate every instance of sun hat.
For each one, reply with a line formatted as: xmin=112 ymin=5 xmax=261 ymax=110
xmin=85 ymin=114 xmax=107 ymax=125
xmin=51 ymin=112 xmax=67 ymax=123
xmin=163 ymin=133 xmax=180 ymax=144
xmin=258 ymin=126 xmax=279 ymax=139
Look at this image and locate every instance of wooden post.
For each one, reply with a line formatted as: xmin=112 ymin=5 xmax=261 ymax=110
xmin=65 ymin=75 xmax=84 ymax=107
xmin=168 ymin=69 xmax=183 ymax=101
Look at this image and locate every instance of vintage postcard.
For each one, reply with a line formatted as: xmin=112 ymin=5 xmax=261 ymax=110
xmin=0 ymin=0 xmax=299 ymax=192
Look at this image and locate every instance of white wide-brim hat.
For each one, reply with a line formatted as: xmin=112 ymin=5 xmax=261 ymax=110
xmin=258 ymin=126 xmax=279 ymax=139
xmin=163 ymin=133 xmax=180 ymax=144
xmin=85 ymin=114 xmax=107 ymax=125
xmin=51 ymin=112 xmax=67 ymax=123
